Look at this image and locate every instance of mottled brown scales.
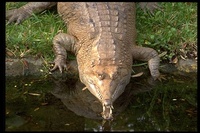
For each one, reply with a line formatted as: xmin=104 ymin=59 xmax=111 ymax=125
xmin=6 ymin=2 xmax=161 ymax=120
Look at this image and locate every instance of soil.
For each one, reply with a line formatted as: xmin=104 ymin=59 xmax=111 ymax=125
xmin=6 ymin=56 xmax=197 ymax=78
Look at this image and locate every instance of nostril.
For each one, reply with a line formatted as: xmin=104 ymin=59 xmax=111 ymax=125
xmin=102 ymin=100 xmax=113 ymax=120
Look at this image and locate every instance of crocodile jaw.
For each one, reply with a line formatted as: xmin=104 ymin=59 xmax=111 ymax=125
xmin=80 ymin=70 xmax=131 ymax=120
xmin=102 ymin=104 xmax=114 ymax=120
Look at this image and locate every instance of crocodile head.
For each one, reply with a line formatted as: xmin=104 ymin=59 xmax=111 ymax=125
xmin=79 ymin=65 xmax=131 ymax=120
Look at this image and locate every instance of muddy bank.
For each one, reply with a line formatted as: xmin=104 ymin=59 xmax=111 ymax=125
xmin=6 ymin=58 xmax=44 ymax=76
xmin=6 ymin=57 xmax=197 ymax=77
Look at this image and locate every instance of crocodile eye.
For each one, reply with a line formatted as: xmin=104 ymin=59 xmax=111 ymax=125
xmin=97 ymin=73 xmax=105 ymax=80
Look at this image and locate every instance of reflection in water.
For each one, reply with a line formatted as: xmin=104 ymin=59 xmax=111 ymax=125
xmin=6 ymin=73 xmax=197 ymax=131
xmin=51 ymin=75 xmax=155 ymax=131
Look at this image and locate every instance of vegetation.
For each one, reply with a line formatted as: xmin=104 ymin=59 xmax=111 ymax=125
xmin=6 ymin=2 xmax=197 ymax=64
xmin=136 ymin=2 xmax=197 ymax=62
xmin=6 ymin=2 xmax=66 ymax=62
xmin=6 ymin=3 xmax=197 ymax=131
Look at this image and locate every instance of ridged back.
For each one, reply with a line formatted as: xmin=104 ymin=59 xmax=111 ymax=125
xmin=58 ymin=2 xmax=136 ymax=69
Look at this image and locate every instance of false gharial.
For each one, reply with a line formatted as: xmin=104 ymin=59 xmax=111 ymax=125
xmin=6 ymin=2 xmax=161 ymax=120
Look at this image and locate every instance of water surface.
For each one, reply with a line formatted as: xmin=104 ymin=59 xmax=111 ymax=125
xmin=6 ymin=73 xmax=197 ymax=131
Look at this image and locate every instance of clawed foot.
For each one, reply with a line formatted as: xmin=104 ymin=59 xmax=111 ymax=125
xmin=157 ymin=73 xmax=167 ymax=82
xmin=6 ymin=8 xmax=31 ymax=25
xmin=148 ymin=73 xmax=166 ymax=85
xmin=138 ymin=2 xmax=163 ymax=15
xmin=50 ymin=56 xmax=67 ymax=73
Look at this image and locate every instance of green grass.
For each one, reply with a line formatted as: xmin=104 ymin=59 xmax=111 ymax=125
xmin=6 ymin=2 xmax=197 ymax=63
xmin=136 ymin=2 xmax=197 ymax=61
xmin=6 ymin=2 xmax=66 ymax=62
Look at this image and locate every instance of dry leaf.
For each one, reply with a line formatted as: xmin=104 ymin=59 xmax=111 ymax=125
xmin=131 ymin=72 xmax=144 ymax=78
xmin=28 ymin=93 xmax=41 ymax=96
xmin=34 ymin=107 xmax=39 ymax=111
xmin=170 ymin=56 xmax=178 ymax=64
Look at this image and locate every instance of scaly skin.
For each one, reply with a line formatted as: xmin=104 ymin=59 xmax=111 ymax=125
xmin=6 ymin=2 xmax=161 ymax=120
xmin=51 ymin=2 xmax=160 ymax=120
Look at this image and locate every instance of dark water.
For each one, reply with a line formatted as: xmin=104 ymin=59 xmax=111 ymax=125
xmin=5 ymin=73 xmax=197 ymax=131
